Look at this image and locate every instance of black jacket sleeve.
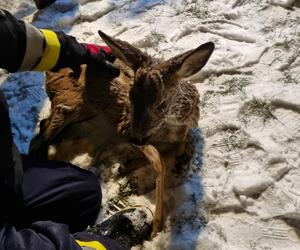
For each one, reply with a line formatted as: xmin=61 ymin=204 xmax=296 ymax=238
xmin=0 ymin=9 xmax=119 ymax=75
xmin=0 ymin=9 xmax=27 ymax=72
xmin=0 ymin=9 xmax=88 ymax=73
xmin=0 ymin=221 xmax=82 ymax=250
xmin=0 ymin=221 xmax=127 ymax=250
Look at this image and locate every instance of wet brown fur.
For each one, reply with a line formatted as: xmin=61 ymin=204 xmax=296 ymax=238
xmin=30 ymin=32 xmax=214 ymax=193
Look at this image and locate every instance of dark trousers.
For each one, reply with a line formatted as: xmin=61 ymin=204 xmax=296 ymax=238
xmin=0 ymin=88 xmax=101 ymax=231
xmin=18 ymin=154 xmax=102 ymax=232
xmin=0 ymin=88 xmax=126 ymax=250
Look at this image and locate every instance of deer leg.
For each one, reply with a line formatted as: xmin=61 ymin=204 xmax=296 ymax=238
xmin=136 ymin=145 xmax=166 ymax=238
xmin=118 ymin=158 xmax=149 ymax=175
xmin=118 ymin=141 xmax=187 ymax=175
xmin=151 ymin=153 xmax=165 ymax=238
xmin=30 ymin=103 xmax=98 ymax=157
xmin=29 ymin=104 xmax=77 ymax=155
xmin=126 ymin=154 xmax=190 ymax=195
xmin=29 ymin=118 xmax=51 ymax=158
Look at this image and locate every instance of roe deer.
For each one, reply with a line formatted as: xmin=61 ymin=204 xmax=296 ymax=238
xmin=30 ymin=30 xmax=214 ymax=237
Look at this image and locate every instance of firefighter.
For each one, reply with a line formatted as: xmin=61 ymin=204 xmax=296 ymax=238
xmin=0 ymin=9 xmax=150 ymax=250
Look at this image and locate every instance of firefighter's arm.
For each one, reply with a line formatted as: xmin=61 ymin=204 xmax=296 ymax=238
xmin=0 ymin=221 xmax=126 ymax=250
xmin=0 ymin=9 xmax=119 ymax=76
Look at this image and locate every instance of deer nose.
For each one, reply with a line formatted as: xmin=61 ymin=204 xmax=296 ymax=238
xmin=129 ymin=134 xmax=150 ymax=146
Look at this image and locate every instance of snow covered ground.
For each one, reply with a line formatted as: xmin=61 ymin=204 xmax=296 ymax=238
xmin=1 ymin=0 xmax=300 ymax=249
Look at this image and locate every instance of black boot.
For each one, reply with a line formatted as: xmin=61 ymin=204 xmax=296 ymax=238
xmin=87 ymin=207 xmax=153 ymax=249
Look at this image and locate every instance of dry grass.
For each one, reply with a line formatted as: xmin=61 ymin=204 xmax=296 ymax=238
xmin=239 ymin=97 xmax=277 ymax=124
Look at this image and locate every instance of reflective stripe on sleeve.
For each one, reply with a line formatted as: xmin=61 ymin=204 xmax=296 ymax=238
xmin=33 ymin=29 xmax=61 ymax=71
xmin=76 ymin=240 xmax=107 ymax=250
xmin=18 ymin=22 xmax=44 ymax=71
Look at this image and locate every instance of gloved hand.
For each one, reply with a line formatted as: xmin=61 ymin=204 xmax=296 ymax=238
xmin=52 ymin=32 xmax=120 ymax=77
xmin=82 ymin=43 xmax=115 ymax=62
xmin=82 ymin=43 xmax=120 ymax=77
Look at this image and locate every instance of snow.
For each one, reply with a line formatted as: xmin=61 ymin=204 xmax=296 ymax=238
xmin=0 ymin=71 xmax=46 ymax=153
xmin=232 ymin=172 xmax=274 ymax=197
xmin=1 ymin=0 xmax=300 ymax=249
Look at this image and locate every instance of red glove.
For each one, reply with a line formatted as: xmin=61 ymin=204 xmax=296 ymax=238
xmin=81 ymin=43 xmax=119 ymax=76
xmin=83 ymin=44 xmax=111 ymax=55
xmin=82 ymin=43 xmax=115 ymax=63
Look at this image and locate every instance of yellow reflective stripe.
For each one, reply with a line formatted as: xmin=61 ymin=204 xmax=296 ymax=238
xmin=33 ymin=29 xmax=61 ymax=71
xmin=76 ymin=240 xmax=107 ymax=250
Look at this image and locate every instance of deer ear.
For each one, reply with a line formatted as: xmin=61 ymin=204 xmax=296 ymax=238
xmin=166 ymin=42 xmax=214 ymax=79
xmin=98 ymin=30 xmax=150 ymax=70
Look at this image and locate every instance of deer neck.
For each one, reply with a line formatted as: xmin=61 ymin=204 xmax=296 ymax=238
xmin=164 ymin=80 xmax=186 ymax=126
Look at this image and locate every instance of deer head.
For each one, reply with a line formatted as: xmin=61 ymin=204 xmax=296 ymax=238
xmin=98 ymin=30 xmax=214 ymax=145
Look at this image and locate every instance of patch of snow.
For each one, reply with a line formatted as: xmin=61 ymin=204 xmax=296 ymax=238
xmin=232 ymin=173 xmax=274 ymax=197
xmin=1 ymin=0 xmax=300 ymax=249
